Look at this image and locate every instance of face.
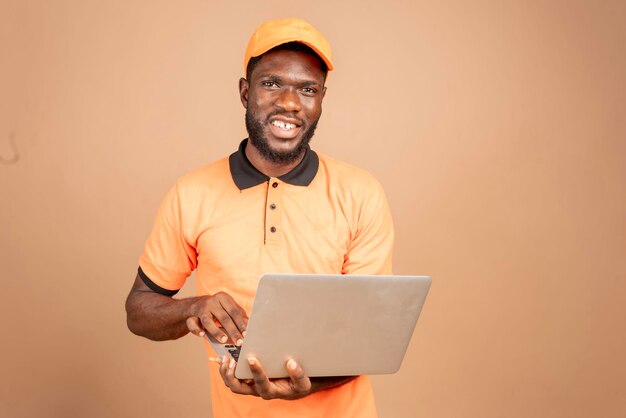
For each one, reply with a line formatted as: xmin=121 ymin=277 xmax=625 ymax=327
xmin=239 ymin=49 xmax=327 ymax=164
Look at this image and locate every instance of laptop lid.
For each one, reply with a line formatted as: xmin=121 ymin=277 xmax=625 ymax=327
xmin=232 ymin=273 xmax=431 ymax=379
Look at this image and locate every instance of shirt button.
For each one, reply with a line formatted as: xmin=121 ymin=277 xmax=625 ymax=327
xmin=272 ymin=182 xmax=278 ymax=188
xmin=270 ymin=203 xmax=276 ymax=210
xmin=270 ymin=226 xmax=277 ymax=233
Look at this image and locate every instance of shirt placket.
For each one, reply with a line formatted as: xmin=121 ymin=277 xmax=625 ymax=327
xmin=264 ymin=178 xmax=283 ymax=246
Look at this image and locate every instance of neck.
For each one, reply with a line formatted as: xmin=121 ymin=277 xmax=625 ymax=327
xmin=244 ymin=141 xmax=305 ymax=178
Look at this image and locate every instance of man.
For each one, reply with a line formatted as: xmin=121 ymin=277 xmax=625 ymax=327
xmin=126 ymin=18 xmax=394 ymax=417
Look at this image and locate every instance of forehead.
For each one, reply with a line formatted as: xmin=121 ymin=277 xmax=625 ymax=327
xmin=250 ymin=49 xmax=326 ymax=83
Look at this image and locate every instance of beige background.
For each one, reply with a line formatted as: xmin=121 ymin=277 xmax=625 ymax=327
xmin=2 ymin=0 xmax=625 ymax=417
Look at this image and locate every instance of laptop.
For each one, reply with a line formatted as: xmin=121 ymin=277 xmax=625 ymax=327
xmin=206 ymin=273 xmax=431 ymax=379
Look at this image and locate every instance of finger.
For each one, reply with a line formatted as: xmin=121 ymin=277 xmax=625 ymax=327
xmin=219 ymin=356 xmax=230 ymax=383
xmin=208 ymin=307 xmax=244 ymax=346
xmin=219 ymin=356 xmax=234 ymax=387
xmin=285 ymin=358 xmax=311 ymax=394
xmin=213 ymin=295 xmax=248 ymax=345
xmin=248 ymin=357 xmax=274 ymax=399
xmin=199 ymin=314 xmax=229 ymax=343
xmin=185 ymin=317 xmax=206 ymax=337
xmin=218 ymin=296 xmax=249 ymax=332
xmin=219 ymin=356 xmax=257 ymax=396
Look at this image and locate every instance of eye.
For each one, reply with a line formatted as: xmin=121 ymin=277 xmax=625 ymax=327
xmin=261 ymin=81 xmax=279 ymax=88
xmin=301 ymin=87 xmax=317 ymax=95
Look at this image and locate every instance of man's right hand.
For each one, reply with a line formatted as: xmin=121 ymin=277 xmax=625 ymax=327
xmin=185 ymin=292 xmax=249 ymax=346
xmin=125 ymin=273 xmax=248 ymax=342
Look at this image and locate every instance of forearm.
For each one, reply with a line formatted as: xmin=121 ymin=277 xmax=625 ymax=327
xmin=125 ymin=290 xmax=202 ymax=341
xmin=310 ymin=376 xmax=358 ymax=394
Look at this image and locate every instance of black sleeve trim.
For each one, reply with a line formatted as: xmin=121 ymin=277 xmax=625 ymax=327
xmin=138 ymin=266 xmax=179 ymax=297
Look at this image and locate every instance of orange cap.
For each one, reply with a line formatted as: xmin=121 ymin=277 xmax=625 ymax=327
xmin=243 ymin=18 xmax=334 ymax=75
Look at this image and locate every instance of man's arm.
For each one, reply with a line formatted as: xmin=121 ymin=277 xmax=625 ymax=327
xmin=310 ymin=375 xmax=357 ymax=393
xmin=127 ymin=273 xmax=350 ymax=399
xmin=125 ymin=273 xmax=248 ymax=343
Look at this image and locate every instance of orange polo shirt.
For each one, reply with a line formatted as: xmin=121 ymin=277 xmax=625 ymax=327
xmin=139 ymin=139 xmax=394 ymax=418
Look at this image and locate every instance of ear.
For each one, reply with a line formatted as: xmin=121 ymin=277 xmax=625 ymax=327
xmin=322 ymin=86 xmax=327 ymax=100
xmin=239 ymin=77 xmax=249 ymax=109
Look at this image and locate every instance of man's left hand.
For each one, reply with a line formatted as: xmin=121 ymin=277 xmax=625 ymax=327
xmin=218 ymin=356 xmax=312 ymax=400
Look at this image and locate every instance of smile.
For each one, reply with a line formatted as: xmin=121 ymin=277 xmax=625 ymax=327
xmin=267 ymin=117 xmax=303 ymax=140
xmin=271 ymin=120 xmax=298 ymax=131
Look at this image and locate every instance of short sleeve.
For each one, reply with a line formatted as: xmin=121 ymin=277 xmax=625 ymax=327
xmin=138 ymin=180 xmax=197 ymax=294
xmin=342 ymin=176 xmax=394 ymax=275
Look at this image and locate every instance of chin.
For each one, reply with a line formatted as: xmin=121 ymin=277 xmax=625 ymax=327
xmin=252 ymin=135 xmax=309 ymax=165
xmin=267 ymin=137 xmax=302 ymax=153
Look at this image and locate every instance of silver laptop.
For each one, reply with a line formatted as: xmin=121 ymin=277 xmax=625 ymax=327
xmin=207 ymin=273 xmax=431 ymax=379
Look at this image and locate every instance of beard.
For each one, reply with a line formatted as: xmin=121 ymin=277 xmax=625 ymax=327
xmin=245 ymin=109 xmax=319 ymax=165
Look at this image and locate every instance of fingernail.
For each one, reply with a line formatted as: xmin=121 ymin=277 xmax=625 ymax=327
xmin=248 ymin=357 xmax=257 ymax=366
xmin=222 ymin=355 xmax=227 ymax=364
xmin=242 ymin=330 xmax=247 ymax=337
xmin=229 ymin=358 xmax=236 ymax=369
xmin=209 ymin=357 xmax=221 ymax=363
xmin=199 ymin=331 xmax=205 ymax=337
xmin=220 ymin=335 xmax=227 ymax=343
xmin=287 ymin=359 xmax=297 ymax=370
xmin=236 ymin=338 xmax=243 ymax=346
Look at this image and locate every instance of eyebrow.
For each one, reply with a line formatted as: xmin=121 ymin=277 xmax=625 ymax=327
xmin=257 ymin=74 xmax=322 ymax=88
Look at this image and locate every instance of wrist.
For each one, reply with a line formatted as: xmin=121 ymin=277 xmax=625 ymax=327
xmin=309 ymin=376 xmax=357 ymax=394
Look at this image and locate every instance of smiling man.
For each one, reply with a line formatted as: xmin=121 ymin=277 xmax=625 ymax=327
xmin=125 ymin=18 xmax=394 ymax=418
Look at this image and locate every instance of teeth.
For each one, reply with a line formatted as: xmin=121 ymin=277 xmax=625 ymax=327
xmin=271 ymin=120 xmax=297 ymax=130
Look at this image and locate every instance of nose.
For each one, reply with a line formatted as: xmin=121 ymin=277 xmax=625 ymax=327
xmin=274 ymin=87 xmax=301 ymax=112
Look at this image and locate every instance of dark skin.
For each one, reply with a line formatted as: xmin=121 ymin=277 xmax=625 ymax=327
xmin=240 ymin=49 xmax=326 ymax=176
xmin=126 ymin=49 xmax=355 ymax=400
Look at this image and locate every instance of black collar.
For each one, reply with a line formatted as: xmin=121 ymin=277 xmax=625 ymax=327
xmin=229 ymin=139 xmax=319 ymax=190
